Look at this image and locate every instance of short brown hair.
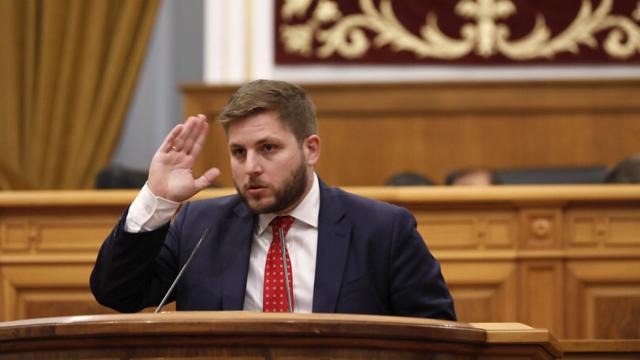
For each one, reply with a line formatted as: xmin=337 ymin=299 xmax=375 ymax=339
xmin=217 ymin=79 xmax=317 ymax=143
xmin=605 ymin=154 xmax=640 ymax=183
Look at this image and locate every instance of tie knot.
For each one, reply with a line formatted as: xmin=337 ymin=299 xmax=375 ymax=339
xmin=271 ymin=215 xmax=295 ymax=232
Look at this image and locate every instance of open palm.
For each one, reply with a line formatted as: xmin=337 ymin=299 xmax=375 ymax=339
xmin=148 ymin=114 xmax=220 ymax=202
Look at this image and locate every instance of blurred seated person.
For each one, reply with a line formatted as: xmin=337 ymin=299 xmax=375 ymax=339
xmin=605 ymin=155 xmax=640 ymax=183
xmin=445 ymin=168 xmax=497 ymax=186
xmin=385 ymin=171 xmax=435 ymax=186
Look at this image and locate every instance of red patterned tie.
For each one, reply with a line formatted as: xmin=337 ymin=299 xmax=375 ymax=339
xmin=263 ymin=216 xmax=295 ymax=312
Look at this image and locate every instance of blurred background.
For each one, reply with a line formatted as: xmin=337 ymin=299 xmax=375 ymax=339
xmin=1 ymin=0 xmax=640 ymax=188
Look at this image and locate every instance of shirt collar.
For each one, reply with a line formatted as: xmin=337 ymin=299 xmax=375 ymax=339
xmin=257 ymin=173 xmax=320 ymax=236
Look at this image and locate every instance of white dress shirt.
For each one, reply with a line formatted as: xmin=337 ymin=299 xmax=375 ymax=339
xmin=124 ymin=174 xmax=320 ymax=312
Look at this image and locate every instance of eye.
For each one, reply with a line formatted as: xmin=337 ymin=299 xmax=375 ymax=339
xmin=262 ymin=144 xmax=277 ymax=153
xmin=231 ymin=147 xmax=246 ymax=158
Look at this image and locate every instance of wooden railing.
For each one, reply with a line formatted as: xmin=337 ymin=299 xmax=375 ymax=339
xmin=0 ymin=312 xmax=561 ymax=359
xmin=0 ymin=185 xmax=639 ymax=339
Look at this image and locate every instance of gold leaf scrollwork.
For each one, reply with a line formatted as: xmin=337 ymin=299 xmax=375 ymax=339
xmin=278 ymin=0 xmax=640 ymax=60
xmin=280 ymin=0 xmax=343 ymax=56
xmin=281 ymin=0 xmax=314 ymax=20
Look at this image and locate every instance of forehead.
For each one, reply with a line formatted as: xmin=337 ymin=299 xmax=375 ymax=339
xmin=227 ymin=111 xmax=294 ymax=145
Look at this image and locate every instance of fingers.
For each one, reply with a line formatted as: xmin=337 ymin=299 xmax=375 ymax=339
xmin=183 ymin=115 xmax=208 ymax=155
xmin=169 ymin=114 xmax=208 ymax=154
xmin=161 ymin=124 xmax=184 ymax=153
xmin=193 ymin=167 xmax=221 ymax=192
xmin=190 ymin=121 xmax=209 ymax=159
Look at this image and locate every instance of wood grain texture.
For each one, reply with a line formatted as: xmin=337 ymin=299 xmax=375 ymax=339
xmin=0 ymin=312 xmax=560 ymax=359
xmin=182 ymin=80 xmax=640 ymax=186
xmin=1 ymin=186 xmax=639 ymax=339
xmin=561 ymin=340 xmax=640 ymax=359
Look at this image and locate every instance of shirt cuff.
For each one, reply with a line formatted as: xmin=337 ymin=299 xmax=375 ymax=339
xmin=124 ymin=183 xmax=181 ymax=233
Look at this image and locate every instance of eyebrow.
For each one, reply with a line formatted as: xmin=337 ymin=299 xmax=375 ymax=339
xmin=229 ymin=136 xmax=282 ymax=148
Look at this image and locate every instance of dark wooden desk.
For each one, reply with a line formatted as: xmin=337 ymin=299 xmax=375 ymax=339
xmin=0 ymin=312 xmax=561 ymax=359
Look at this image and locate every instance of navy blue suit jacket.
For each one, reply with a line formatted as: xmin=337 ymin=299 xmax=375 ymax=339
xmin=91 ymin=181 xmax=456 ymax=320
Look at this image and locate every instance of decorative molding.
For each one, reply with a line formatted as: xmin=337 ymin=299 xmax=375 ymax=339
xmin=1 ymin=218 xmax=113 ymax=254
xmin=415 ymin=212 xmax=516 ymax=250
xmin=567 ymin=209 xmax=640 ymax=248
xmin=520 ymin=209 xmax=562 ymax=249
xmin=278 ymin=0 xmax=640 ymax=62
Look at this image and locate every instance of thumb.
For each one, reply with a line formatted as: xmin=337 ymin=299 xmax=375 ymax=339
xmin=193 ymin=167 xmax=221 ymax=191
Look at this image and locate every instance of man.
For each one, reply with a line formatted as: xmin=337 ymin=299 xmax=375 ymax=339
xmin=605 ymin=154 xmax=640 ymax=183
xmin=91 ymin=79 xmax=456 ymax=320
xmin=446 ymin=168 xmax=496 ymax=186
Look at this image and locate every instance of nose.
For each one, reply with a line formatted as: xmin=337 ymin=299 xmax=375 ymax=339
xmin=245 ymin=151 xmax=263 ymax=175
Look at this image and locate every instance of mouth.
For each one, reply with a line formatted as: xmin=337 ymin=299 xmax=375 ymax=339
xmin=245 ymin=182 xmax=268 ymax=197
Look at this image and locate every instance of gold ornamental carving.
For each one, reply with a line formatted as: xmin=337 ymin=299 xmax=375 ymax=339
xmin=279 ymin=0 xmax=640 ymax=60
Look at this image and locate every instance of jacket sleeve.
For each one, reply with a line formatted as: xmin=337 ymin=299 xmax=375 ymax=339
xmin=389 ymin=208 xmax=457 ymax=320
xmin=90 ymin=206 xmax=184 ymax=313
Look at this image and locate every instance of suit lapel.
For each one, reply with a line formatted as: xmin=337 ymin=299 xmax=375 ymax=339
xmin=220 ymin=201 xmax=254 ymax=310
xmin=312 ymin=182 xmax=351 ymax=312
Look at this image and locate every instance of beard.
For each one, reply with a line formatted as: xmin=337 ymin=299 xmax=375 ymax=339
xmin=235 ymin=157 xmax=309 ymax=214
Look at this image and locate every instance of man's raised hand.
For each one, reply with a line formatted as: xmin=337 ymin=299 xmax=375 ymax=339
xmin=147 ymin=114 xmax=221 ymax=202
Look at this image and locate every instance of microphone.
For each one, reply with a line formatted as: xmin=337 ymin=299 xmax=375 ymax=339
xmin=279 ymin=226 xmax=293 ymax=312
xmin=155 ymin=227 xmax=209 ymax=313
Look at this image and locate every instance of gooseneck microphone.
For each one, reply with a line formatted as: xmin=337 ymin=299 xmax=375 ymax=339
xmin=155 ymin=227 xmax=209 ymax=313
xmin=279 ymin=226 xmax=294 ymax=312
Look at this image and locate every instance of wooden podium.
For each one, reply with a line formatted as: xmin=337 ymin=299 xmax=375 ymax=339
xmin=0 ymin=312 xmax=561 ymax=359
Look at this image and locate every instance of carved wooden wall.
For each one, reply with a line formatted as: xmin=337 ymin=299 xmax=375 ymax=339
xmin=1 ymin=186 xmax=639 ymax=339
xmin=391 ymin=188 xmax=640 ymax=339
xmin=0 ymin=194 xmax=123 ymax=319
xmin=182 ymin=80 xmax=640 ymax=186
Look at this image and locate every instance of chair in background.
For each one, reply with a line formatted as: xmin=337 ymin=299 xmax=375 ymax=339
xmin=94 ymin=165 xmax=148 ymax=189
xmin=493 ymin=165 xmax=607 ymax=185
xmin=385 ymin=171 xmax=435 ymax=186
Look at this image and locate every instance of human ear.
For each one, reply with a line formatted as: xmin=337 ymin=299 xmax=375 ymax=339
xmin=303 ymin=135 xmax=320 ymax=166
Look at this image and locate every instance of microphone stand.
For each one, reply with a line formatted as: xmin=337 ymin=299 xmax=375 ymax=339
xmin=155 ymin=228 xmax=209 ymax=313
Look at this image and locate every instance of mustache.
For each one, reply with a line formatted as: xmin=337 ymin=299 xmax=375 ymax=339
xmin=245 ymin=178 xmax=269 ymax=190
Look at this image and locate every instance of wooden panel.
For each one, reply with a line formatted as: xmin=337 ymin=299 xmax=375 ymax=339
xmin=416 ymin=210 xmax=517 ymax=250
xmin=608 ymin=214 xmax=640 ymax=246
xmin=183 ymin=80 xmax=640 ymax=186
xmin=0 ymin=262 xmax=173 ymax=321
xmin=561 ymin=340 xmax=640 ymax=360
xmin=441 ymin=261 xmax=517 ymax=323
xmin=1 ymin=217 xmax=114 ymax=253
xmin=518 ymin=261 xmax=564 ymax=337
xmin=2 ymin=187 xmax=640 ymax=339
xmin=591 ymin=289 xmax=640 ymax=339
xmin=0 ymin=221 xmax=29 ymax=251
xmin=565 ymin=260 xmax=640 ymax=339
xmin=0 ymin=263 xmax=110 ymax=321
xmin=17 ymin=289 xmax=113 ymax=320
xmin=567 ymin=208 xmax=640 ymax=249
